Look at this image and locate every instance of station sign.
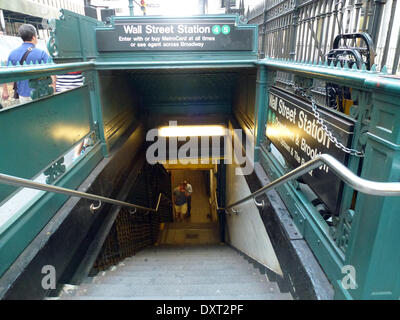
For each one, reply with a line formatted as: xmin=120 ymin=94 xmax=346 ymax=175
xmin=265 ymin=87 xmax=355 ymax=215
xmin=96 ymin=18 xmax=254 ymax=52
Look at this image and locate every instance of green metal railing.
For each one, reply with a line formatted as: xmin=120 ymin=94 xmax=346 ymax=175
xmin=0 ymin=61 xmax=94 ymax=83
xmin=248 ymin=0 xmax=400 ymax=75
xmin=0 ymin=171 xmax=166 ymax=213
xmin=1 ymin=6 xmax=400 ymax=298
xmin=0 ymin=60 xmax=106 ymax=280
xmin=254 ymin=56 xmax=400 ymax=300
xmin=256 ymin=58 xmax=400 ymax=93
xmin=223 ymin=154 xmax=400 ymax=211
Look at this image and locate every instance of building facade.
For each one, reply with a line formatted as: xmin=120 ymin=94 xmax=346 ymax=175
xmin=0 ymin=0 xmax=85 ymax=38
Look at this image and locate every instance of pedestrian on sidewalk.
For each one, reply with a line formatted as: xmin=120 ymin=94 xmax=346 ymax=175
xmin=1 ymin=24 xmax=55 ymax=105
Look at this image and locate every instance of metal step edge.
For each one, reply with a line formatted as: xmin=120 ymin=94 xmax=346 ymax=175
xmin=60 ymin=293 xmax=292 ymax=300
xmin=75 ymin=282 xmax=281 ymax=297
xmin=90 ymin=274 xmax=272 ymax=286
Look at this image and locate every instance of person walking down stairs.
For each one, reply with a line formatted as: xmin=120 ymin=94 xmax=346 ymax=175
xmin=183 ymin=180 xmax=192 ymax=219
xmin=173 ymin=183 xmax=188 ymax=222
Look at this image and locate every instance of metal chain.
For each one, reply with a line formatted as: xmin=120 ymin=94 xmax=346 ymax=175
xmin=293 ymin=85 xmax=364 ymax=157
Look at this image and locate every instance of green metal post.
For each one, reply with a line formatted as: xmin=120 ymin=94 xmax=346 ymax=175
xmin=341 ymin=90 xmax=400 ymax=300
xmin=129 ymin=0 xmax=134 ymax=16
xmin=87 ymin=70 xmax=109 ymax=157
xmin=254 ymin=65 xmax=267 ymax=162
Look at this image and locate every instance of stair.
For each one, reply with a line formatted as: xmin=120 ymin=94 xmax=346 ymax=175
xmin=57 ymin=244 xmax=292 ymax=300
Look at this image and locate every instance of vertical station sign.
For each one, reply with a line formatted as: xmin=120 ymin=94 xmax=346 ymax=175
xmin=265 ymin=87 xmax=355 ymax=215
xmin=96 ymin=17 xmax=254 ymax=52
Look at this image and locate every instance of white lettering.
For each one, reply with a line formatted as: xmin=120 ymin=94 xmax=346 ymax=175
xmin=277 ymin=99 xmax=297 ymax=124
xmin=123 ymin=25 xmax=142 ymax=34
xmin=145 ymin=25 xmax=174 ymax=34
xmin=177 ymin=25 xmax=211 ymax=34
xmin=269 ymin=94 xmax=278 ymax=111
xmin=298 ymin=111 xmax=331 ymax=149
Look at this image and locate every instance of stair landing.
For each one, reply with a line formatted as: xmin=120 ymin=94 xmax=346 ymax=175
xmin=159 ymin=222 xmax=220 ymax=245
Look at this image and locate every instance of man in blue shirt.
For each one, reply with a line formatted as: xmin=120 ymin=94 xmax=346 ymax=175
xmin=173 ymin=183 xmax=188 ymax=222
xmin=1 ymin=24 xmax=54 ymax=104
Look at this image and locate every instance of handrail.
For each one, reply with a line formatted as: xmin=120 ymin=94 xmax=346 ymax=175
xmin=210 ymin=191 xmax=221 ymax=211
xmin=256 ymin=58 xmax=400 ymax=95
xmin=154 ymin=193 xmax=171 ymax=212
xmin=210 ymin=190 xmax=241 ymax=215
xmin=0 ymin=61 xmax=95 ymax=83
xmin=2 ymin=59 xmax=399 ymax=95
xmin=0 ymin=60 xmax=255 ymax=84
xmin=0 ymin=172 xmax=164 ymax=213
xmin=223 ymin=154 xmax=400 ymax=212
xmin=2 ymin=154 xmax=400 ymax=215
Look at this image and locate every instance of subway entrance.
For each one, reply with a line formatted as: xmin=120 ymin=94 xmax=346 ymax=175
xmin=0 ymin=13 xmax=288 ymax=300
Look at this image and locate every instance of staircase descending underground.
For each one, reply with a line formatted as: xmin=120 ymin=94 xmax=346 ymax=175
xmin=57 ymin=244 xmax=292 ymax=300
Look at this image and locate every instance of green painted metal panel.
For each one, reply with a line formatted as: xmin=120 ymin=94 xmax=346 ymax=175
xmin=130 ymin=71 xmax=238 ymax=108
xmin=0 ymin=146 xmax=103 ymax=278
xmin=0 ymin=87 xmax=92 ymax=203
xmin=345 ymin=135 xmax=400 ymax=299
xmin=368 ymin=92 xmax=400 ymax=145
xmin=48 ymin=10 xmax=101 ymax=62
xmin=233 ymin=70 xmax=257 ymax=130
xmin=98 ymin=72 xmax=140 ymax=150
xmin=256 ymin=59 xmax=400 ymax=300
xmin=148 ymin=103 xmax=231 ymax=115
xmin=259 ymin=151 xmax=345 ymax=263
